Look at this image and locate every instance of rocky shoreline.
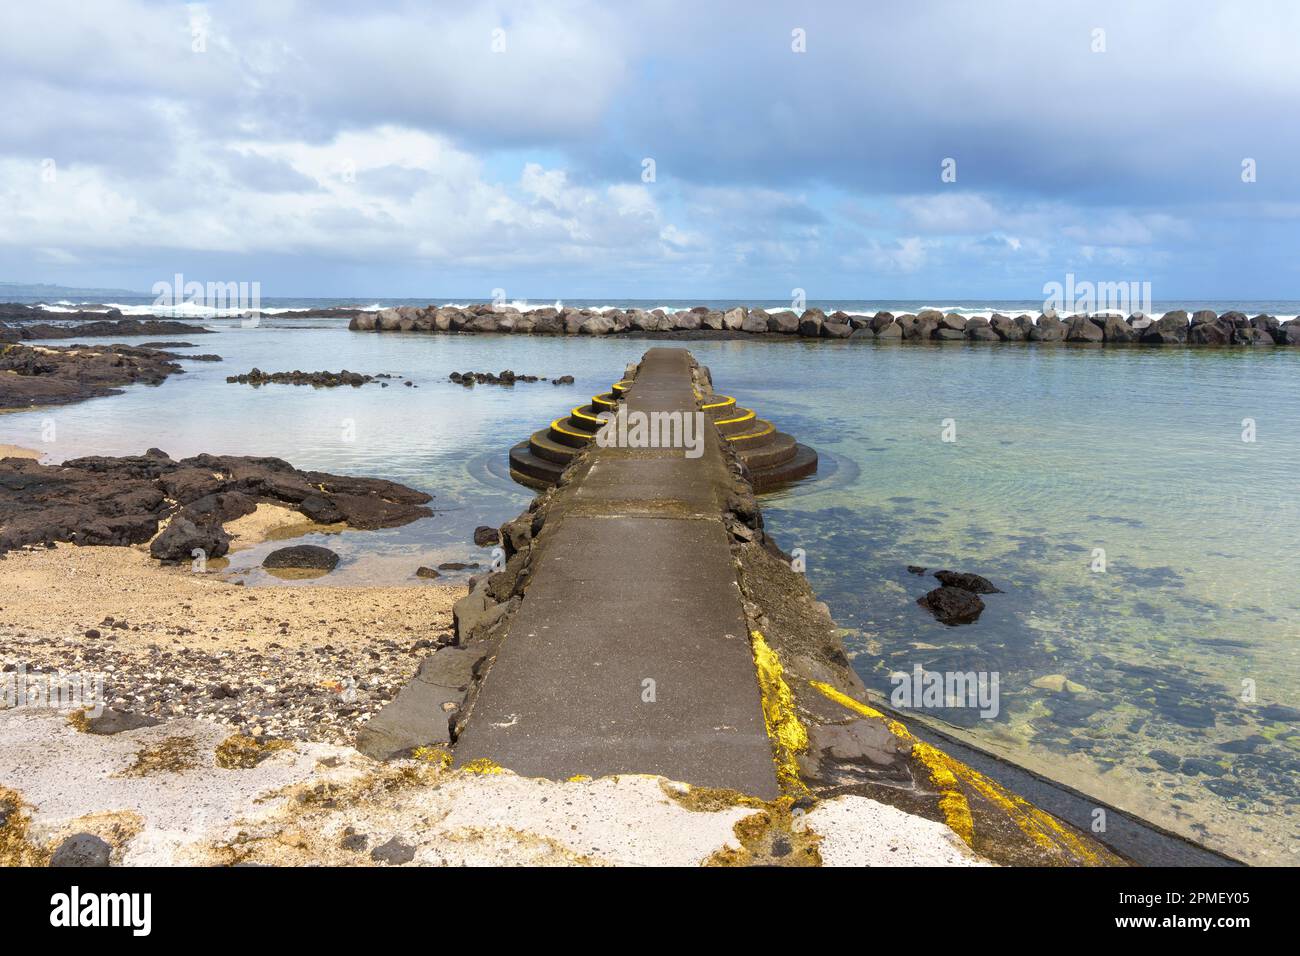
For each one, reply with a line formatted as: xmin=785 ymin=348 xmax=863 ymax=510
xmin=226 ymin=369 xmax=389 ymax=388
xmin=0 ymin=342 xmax=216 ymax=409
xmin=450 ymin=370 xmax=575 ymax=386
xmin=0 ymin=450 xmax=434 ymax=557
xmin=350 ymin=303 xmax=1300 ymax=347
xmin=0 ymin=318 xmax=212 ymax=343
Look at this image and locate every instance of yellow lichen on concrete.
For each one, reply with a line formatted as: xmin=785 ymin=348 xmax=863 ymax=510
xmin=806 ymin=681 xmax=972 ymax=842
xmin=411 ymin=746 xmax=454 ymax=769
xmin=460 ymin=758 xmax=506 ymax=776
xmin=749 ymin=630 xmax=810 ymax=795
xmin=809 ymin=679 xmax=1115 ymax=864
xmin=214 ymin=734 xmax=293 ymax=770
xmin=0 ymin=786 xmax=50 ymax=866
xmin=907 ymin=741 xmax=977 ymax=847
xmin=809 ymin=680 xmax=972 ymax=844
xmin=118 ymin=734 xmax=200 ymax=777
xmin=704 ymin=798 xmax=823 ymax=867
xmin=662 ymin=781 xmax=821 ymax=867
xmin=660 ymin=782 xmax=766 ymax=813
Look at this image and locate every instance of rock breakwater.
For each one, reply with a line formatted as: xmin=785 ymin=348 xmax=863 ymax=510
xmin=350 ymin=304 xmax=1300 ymax=347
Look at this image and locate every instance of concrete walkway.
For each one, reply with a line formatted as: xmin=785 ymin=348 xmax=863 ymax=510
xmin=454 ymin=349 xmax=778 ymax=797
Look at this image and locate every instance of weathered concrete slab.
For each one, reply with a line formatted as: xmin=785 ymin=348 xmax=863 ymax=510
xmin=357 ymin=646 xmax=492 ymax=760
xmin=454 ymin=515 xmax=775 ymax=795
xmin=455 ymin=348 xmax=779 ymax=797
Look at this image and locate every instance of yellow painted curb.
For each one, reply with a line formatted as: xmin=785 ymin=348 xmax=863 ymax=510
xmin=701 ymin=395 xmax=736 ymax=410
xmin=715 ymin=409 xmax=756 ymax=426
xmin=550 ymin=418 xmax=593 ymax=440
xmin=726 ymin=423 xmax=775 ymax=442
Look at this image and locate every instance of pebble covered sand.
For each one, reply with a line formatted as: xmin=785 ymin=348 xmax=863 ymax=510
xmin=0 ymin=541 xmax=460 ymax=744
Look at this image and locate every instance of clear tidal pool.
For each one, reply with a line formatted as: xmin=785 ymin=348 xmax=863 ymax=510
xmin=5 ymin=323 xmax=1297 ymax=863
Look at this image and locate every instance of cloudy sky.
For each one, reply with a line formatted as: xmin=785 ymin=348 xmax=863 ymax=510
xmin=1 ymin=0 xmax=1297 ymax=299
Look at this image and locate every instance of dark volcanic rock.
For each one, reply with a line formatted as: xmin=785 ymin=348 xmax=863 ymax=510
xmin=473 ymin=525 xmax=499 ymax=547
xmin=1066 ymin=315 xmax=1104 ymax=343
xmin=370 ymin=837 xmax=416 ymax=865
xmin=1102 ymin=314 xmax=1138 ymax=343
xmin=262 ymin=544 xmax=340 ymax=571
xmin=917 ymin=586 xmax=986 ymax=625
xmin=990 ymin=314 xmax=1026 ymax=341
xmin=1029 ymin=314 xmax=1065 ymax=342
xmin=934 ymin=570 xmax=1002 ymax=593
xmin=0 ymin=343 xmax=191 ymax=409
xmin=11 ymin=318 xmax=210 ymax=341
xmin=1141 ymin=311 xmax=1190 ymax=345
xmin=149 ymin=517 xmax=230 ymax=564
xmin=227 ymin=369 xmax=376 ymax=387
xmin=0 ymin=452 xmax=433 ymax=556
xmin=50 ymin=833 xmax=112 ymax=868
xmin=449 ymin=369 xmax=551 ymax=386
xmin=81 ymin=708 xmax=163 ymax=735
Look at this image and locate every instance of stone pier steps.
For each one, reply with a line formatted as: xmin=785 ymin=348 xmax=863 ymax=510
xmin=508 ymin=376 xmax=818 ymax=493
xmin=509 ymin=439 xmax=566 ymax=488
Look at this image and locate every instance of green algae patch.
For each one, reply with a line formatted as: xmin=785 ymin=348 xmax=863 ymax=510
xmin=119 ymin=734 xmax=200 ymax=777
xmin=215 ymin=734 xmax=293 ymax=770
xmin=0 ymin=786 xmax=50 ymax=866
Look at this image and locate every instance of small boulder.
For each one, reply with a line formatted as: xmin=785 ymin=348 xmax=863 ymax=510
xmin=1141 ymin=311 xmax=1189 ymax=345
xmin=50 ymin=833 xmax=112 ymax=868
xmin=371 ymin=837 xmax=416 ymax=865
xmin=1029 ymin=314 xmax=1065 ymax=342
xmin=917 ymin=586 xmax=986 ymax=626
xmin=150 ymin=517 xmax=230 ymax=564
xmin=934 ymin=570 xmax=1002 ymax=593
xmin=473 ymin=525 xmax=499 ymax=547
xmin=767 ymin=311 xmax=799 ymax=334
xmin=79 ymin=708 xmax=162 ymax=735
xmin=1031 ymin=674 xmax=1088 ymax=694
xmin=1066 ymin=315 xmax=1104 ymax=343
xmin=262 ymin=544 xmax=339 ymax=571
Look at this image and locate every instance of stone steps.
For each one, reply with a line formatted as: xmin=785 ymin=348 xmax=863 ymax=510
xmin=508 ymin=372 xmax=817 ymax=493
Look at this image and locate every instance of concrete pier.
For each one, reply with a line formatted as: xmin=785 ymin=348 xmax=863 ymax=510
xmin=455 ymin=349 xmax=779 ymax=796
xmin=365 ymin=346 xmax=1197 ymax=865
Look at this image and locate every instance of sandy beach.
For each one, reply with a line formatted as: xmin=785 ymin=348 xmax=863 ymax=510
xmin=0 ymin=444 xmax=41 ymax=460
xmin=0 ymin=541 xmax=460 ymax=743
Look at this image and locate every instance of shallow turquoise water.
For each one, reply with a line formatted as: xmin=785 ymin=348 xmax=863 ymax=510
xmin=5 ymin=326 xmax=1297 ymax=862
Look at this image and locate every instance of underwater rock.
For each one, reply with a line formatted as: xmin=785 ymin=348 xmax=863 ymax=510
xmin=917 ymin=586 xmax=985 ymax=626
xmin=1030 ymin=674 xmax=1087 ymax=694
xmin=934 ymin=570 xmax=1002 ymax=593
